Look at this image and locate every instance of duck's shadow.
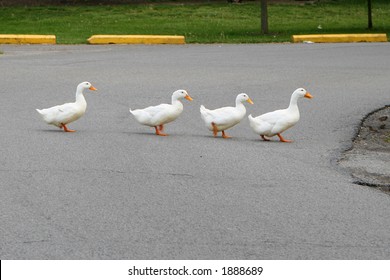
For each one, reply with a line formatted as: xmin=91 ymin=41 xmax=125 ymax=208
xmin=37 ymin=129 xmax=288 ymax=144
xmin=123 ymin=131 xmax=281 ymax=144
xmin=38 ymin=129 xmax=67 ymax=133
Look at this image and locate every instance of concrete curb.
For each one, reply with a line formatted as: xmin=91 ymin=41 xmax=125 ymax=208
xmin=292 ymin=34 xmax=388 ymax=43
xmin=88 ymin=35 xmax=186 ymax=45
xmin=0 ymin=34 xmax=56 ymax=44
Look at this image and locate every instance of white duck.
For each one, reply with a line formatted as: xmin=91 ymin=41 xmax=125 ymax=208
xmin=200 ymin=93 xmax=253 ymax=138
xmin=36 ymin=81 xmax=97 ymax=132
xmin=129 ymin=89 xmax=193 ymax=136
xmin=248 ymin=88 xmax=312 ymax=142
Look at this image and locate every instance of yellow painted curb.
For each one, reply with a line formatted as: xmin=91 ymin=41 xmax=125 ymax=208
xmin=292 ymin=34 xmax=388 ymax=43
xmin=0 ymin=34 xmax=56 ymax=44
xmin=88 ymin=35 xmax=185 ymax=45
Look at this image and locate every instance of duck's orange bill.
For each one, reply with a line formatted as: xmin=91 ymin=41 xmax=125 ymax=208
xmin=89 ymin=86 xmax=97 ymax=91
xmin=247 ymin=98 xmax=254 ymax=104
xmin=185 ymin=94 xmax=193 ymax=101
xmin=304 ymin=92 xmax=313 ymax=99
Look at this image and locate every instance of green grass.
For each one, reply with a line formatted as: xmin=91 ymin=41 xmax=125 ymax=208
xmin=0 ymin=1 xmax=389 ymax=44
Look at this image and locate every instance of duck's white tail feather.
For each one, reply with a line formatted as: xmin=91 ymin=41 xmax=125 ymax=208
xmin=248 ymin=114 xmax=259 ymax=131
xmin=130 ymin=108 xmax=143 ymax=117
xmin=200 ymin=105 xmax=212 ymax=115
xmin=36 ymin=108 xmax=49 ymax=122
xmin=248 ymin=114 xmax=258 ymax=124
xmin=36 ymin=108 xmax=59 ymax=126
xmin=129 ymin=108 xmax=152 ymax=125
xmin=200 ymin=105 xmax=210 ymax=121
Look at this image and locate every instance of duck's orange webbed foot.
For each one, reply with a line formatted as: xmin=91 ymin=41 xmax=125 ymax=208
xmin=154 ymin=126 xmax=167 ymax=136
xmin=61 ymin=123 xmax=76 ymax=132
xmin=158 ymin=125 xmax=164 ymax=132
xmin=277 ymin=133 xmax=292 ymax=143
xmin=222 ymin=131 xmax=232 ymax=139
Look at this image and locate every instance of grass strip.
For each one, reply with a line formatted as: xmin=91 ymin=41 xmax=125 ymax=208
xmin=0 ymin=1 xmax=389 ymax=44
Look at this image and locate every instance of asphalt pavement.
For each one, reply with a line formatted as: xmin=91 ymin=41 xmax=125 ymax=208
xmin=0 ymin=43 xmax=389 ymax=259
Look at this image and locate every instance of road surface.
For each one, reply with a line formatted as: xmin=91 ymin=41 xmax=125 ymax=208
xmin=0 ymin=43 xmax=389 ymax=259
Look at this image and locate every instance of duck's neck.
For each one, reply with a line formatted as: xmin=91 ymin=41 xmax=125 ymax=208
xmin=287 ymin=92 xmax=300 ymax=112
xmin=235 ymin=100 xmax=246 ymax=114
xmin=75 ymin=87 xmax=87 ymax=106
xmin=172 ymin=96 xmax=184 ymax=109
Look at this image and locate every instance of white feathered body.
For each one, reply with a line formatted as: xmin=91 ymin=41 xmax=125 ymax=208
xmin=36 ymin=95 xmax=87 ymax=128
xmin=200 ymin=104 xmax=247 ymax=132
xmin=248 ymin=88 xmax=312 ymax=138
xmin=248 ymin=107 xmax=299 ymax=137
xmin=130 ymin=101 xmax=184 ymax=127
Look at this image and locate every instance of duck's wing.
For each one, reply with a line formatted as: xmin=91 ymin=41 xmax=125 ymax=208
xmin=131 ymin=103 xmax=176 ymax=126
xmin=258 ymin=108 xmax=298 ymax=135
xmin=201 ymin=106 xmax=237 ymax=125
xmin=257 ymin=109 xmax=287 ymax=125
xmin=141 ymin=103 xmax=171 ymax=118
xmin=38 ymin=102 xmax=79 ymax=124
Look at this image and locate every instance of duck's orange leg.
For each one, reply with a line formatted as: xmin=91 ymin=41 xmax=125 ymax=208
xmin=61 ymin=123 xmax=76 ymax=132
xmin=211 ymin=122 xmax=219 ymax=137
xmin=222 ymin=130 xmax=232 ymax=139
xmin=158 ymin=125 xmax=164 ymax=132
xmin=261 ymin=135 xmax=270 ymax=141
xmin=277 ymin=133 xmax=292 ymax=143
xmin=154 ymin=126 xmax=167 ymax=136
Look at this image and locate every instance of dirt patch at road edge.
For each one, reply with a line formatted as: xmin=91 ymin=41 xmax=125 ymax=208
xmin=339 ymin=106 xmax=390 ymax=193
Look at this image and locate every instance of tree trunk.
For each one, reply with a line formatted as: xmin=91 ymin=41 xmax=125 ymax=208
xmin=261 ymin=0 xmax=269 ymax=34
xmin=367 ymin=0 xmax=373 ymax=29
